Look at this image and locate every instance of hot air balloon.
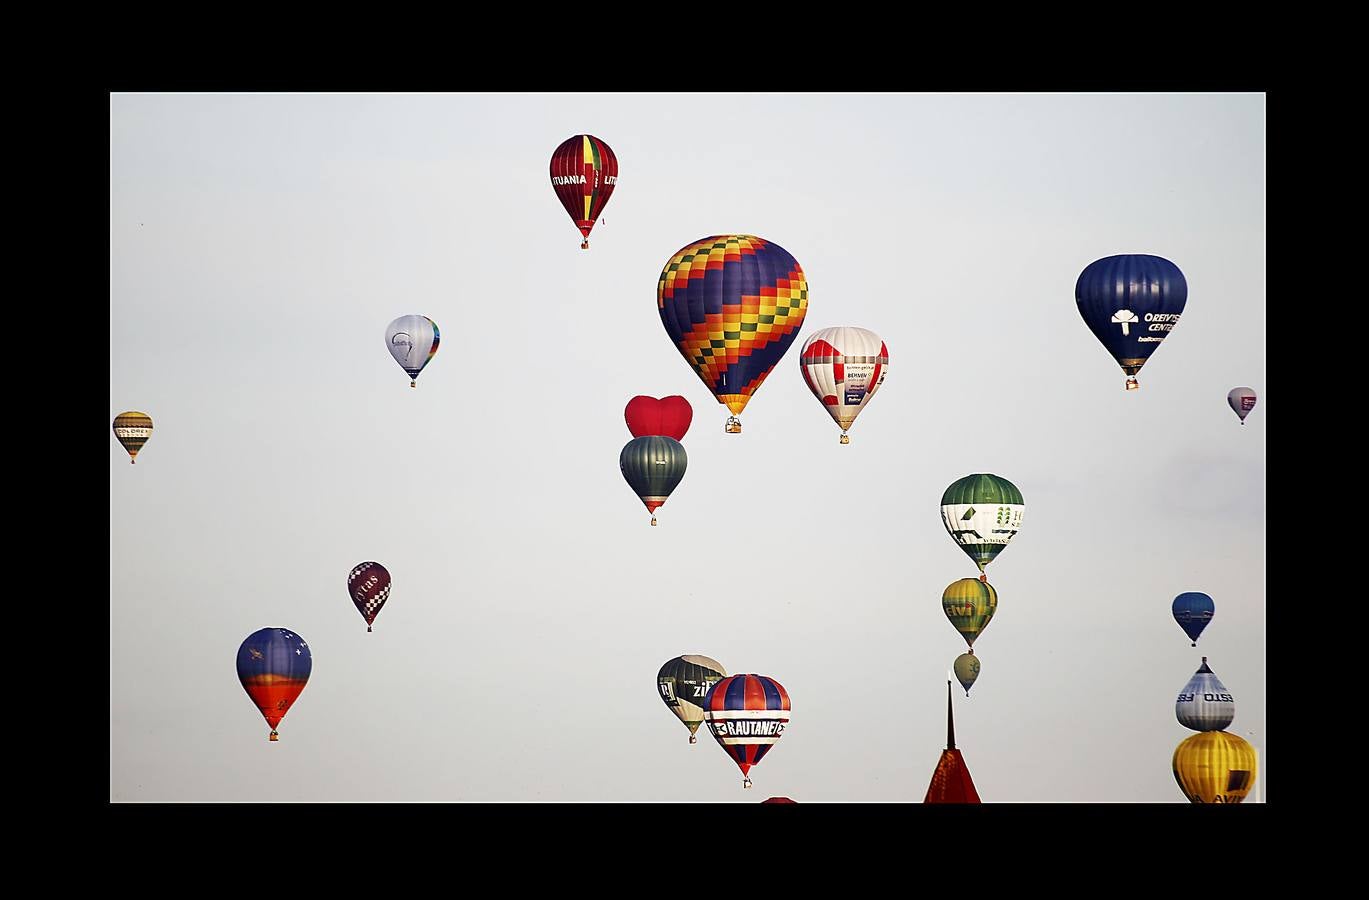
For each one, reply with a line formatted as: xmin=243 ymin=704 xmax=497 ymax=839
xmin=348 ymin=561 xmax=392 ymax=633
xmin=236 ymin=627 xmax=311 ymax=741
xmin=658 ymin=235 xmax=808 ymax=433
xmin=953 ymin=653 xmax=981 ymax=696
xmin=1075 ymin=254 xmax=1187 ymax=390
xmin=113 ymin=411 xmax=153 ymax=464
xmin=943 ymin=578 xmax=997 ymax=650
xmin=798 ymin=326 xmax=888 ymax=444
xmin=385 ymin=315 xmax=440 ymax=387
xmin=625 ymin=396 xmax=693 ymax=441
xmin=940 ymin=474 xmax=1024 ymax=579
xmin=703 ymin=673 xmax=790 ymax=789
xmin=1172 ymin=592 xmax=1214 ymax=647
xmin=549 ymin=134 xmax=618 ymax=250
xmin=1176 ymin=657 xmax=1235 ymax=732
xmin=1228 ymin=387 xmax=1258 ymax=425
xmin=926 ymin=679 xmax=981 ymax=803
xmin=761 ymin=797 xmax=797 ymax=804
xmin=620 ymin=436 xmax=687 ymax=526
xmin=1173 ymin=731 xmax=1257 ymax=803
xmin=656 ymin=655 xmax=727 ymax=744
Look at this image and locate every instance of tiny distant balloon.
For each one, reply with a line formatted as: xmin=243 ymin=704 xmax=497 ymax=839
xmin=953 ymin=653 xmax=981 ymax=696
xmin=657 ymin=655 xmax=727 ymax=743
xmin=348 ymin=561 xmax=392 ymax=633
xmin=113 ymin=411 xmax=153 ymax=464
xmin=703 ymin=673 xmax=790 ymax=789
xmin=1175 ymin=657 xmax=1235 ymax=732
xmin=1228 ymin=387 xmax=1257 ymax=425
xmin=1173 ymin=731 xmax=1257 ymax=803
xmin=385 ymin=316 xmax=440 ymax=387
xmin=620 ymin=436 xmax=687 ymax=526
xmin=1172 ymin=592 xmax=1214 ymax=647
xmin=236 ymin=628 xmax=311 ymax=741
xmin=625 ymin=396 xmax=693 ymax=441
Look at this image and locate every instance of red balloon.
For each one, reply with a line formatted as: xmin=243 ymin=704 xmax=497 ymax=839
xmin=762 ymin=797 xmax=797 ymax=804
xmin=348 ymin=561 xmax=392 ymax=633
xmin=625 ymin=395 xmax=693 ymax=441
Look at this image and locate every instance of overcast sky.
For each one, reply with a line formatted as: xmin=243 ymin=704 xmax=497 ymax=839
xmin=109 ymin=92 xmax=1265 ymax=802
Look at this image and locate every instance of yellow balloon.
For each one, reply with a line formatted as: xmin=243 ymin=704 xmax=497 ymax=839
xmin=1172 ymin=731 xmax=1257 ymax=803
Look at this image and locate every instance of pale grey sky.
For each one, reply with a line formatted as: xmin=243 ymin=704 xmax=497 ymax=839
xmin=109 ymin=92 xmax=1265 ymax=802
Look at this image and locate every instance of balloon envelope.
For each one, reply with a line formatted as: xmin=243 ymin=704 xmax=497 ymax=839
xmin=625 ymin=395 xmax=693 ymax=441
xmin=1172 ymin=592 xmax=1214 ymax=646
xmin=657 ymin=235 xmax=808 ymax=428
xmin=798 ymin=326 xmax=888 ymax=440
xmin=703 ymin=673 xmax=790 ymax=787
xmin=940 ymin=474 xmax=1025 ymax=574
xmin=657 ymin=655 xmax=727 ymax=742
xmin=385 ymin=316 xmax=440 ymax=385
xmin=953 ymin=653 xmax=981 ymax=696
xmin=620 ymin=436 xmax=687 ymax=521
xmin=1175 ymin=657 xmax=1235 ymax=732
xmin=113 ymin=411 xmax=153 ymax=463
xmin=1075 ymin=254 xmax=1187 ymax=389
xmin=348 ymin=561 xmax=392 ymax=632
xmin=236 ymin=627 xmax=311 ymax=740
xmin=549 ymin=134 xmax=617 ymax=247
xmin=1228 ymin=387 xmax=1257 ymax=423
xmin=942 ymin=579 xmax=997 ymax=649
xmin=1173 ymin=731 xmax=1256 ymax=803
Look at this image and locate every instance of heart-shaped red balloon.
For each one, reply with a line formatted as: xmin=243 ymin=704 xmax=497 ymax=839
xmin=625 ymin=395 xmax=693 ymax=441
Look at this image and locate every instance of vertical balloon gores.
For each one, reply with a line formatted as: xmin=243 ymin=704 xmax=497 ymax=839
xmin=348 ymin=561 xmax=392 ymax=633
xmin=385 ymin=316 xmax=440 ymax=387
xmin=620 ymin=436 xmax=687 ymax=526
xmin=702 ymin=673 xmax=790 ymax=788
xmin=549 ymin=134 xmax=618 ymax=250
xmin=1075 ymin=254 xmax=1187 ymax=391
xmin=1173 ymin=731 xmax=1256 ymax=803
xmin=656 ymin=655 xmax=727 ymax=744
xmin=940 ymin=474 xmax=1025 ymax=579
xmin=113 ymin=411 xmax=153 ymax=464
xmin=1175 ymin=657 xmax=1235 ymax=732
xmin=658 ymin=235 xmax=808 ymax=434
xmin=236 ymin=628 xmax=311 ymax=741
xmin=798 ymin=326 xmax=888 ymax=444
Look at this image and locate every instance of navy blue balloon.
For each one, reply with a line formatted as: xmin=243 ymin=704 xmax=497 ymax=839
xmin=1172 ymin=592 xmax=1214 ymax=646
xmin=1076 ymin=254 xmax=1187 ymax=389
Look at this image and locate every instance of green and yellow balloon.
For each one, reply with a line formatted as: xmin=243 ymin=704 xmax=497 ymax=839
xmin=940 ymin=474 xmax=1024 ymax=579
xmin=943 ymin=578 xmax=997 ymax=650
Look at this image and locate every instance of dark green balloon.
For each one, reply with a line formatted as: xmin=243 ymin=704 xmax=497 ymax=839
xmin=620 ymin=436 xmax=687 ymax=522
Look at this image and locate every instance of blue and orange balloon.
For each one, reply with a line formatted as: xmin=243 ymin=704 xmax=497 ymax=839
xmin=236 ymin=627 xmax=311 ymax=741
xmin=658 ymin=235 xmax=808 ymax=433
xmin=702 ymin=673 xmax=791 ymax=788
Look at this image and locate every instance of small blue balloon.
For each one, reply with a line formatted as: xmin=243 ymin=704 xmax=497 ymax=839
xmin=1172 ymin=593 xmax=1214 ymax=646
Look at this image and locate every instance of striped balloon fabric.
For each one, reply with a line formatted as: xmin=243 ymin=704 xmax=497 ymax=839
xmin=113 ymin=411 xmax=153 ymax=463
xmin=703 ymin=673 xmax=790 ymax=788
xmin=549 ymin=134 xmax=618 ymax=249
xmin=1175 ymin=658 xmax=1235 ymax=732
xmin=1172 ymin=731 xmax=1257 ymax=804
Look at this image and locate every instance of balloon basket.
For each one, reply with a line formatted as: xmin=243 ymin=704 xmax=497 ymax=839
xmin=743 ymin=777 xmax=753 ymax=789
xmin=368 ymin=625 xmax=373 ymax=633
xmin=650 ymin=517 xmax=658 ymax=526
xmin=689 ymin=734 xmax=697 ymax=745
xmin=725 ymin=417 xmax=742 ymax=434
xmin=269 ymin=731 xmax=279 ymax=742
xmin=130 ymin=458 xmax=136 ymax=464
xmin=1125 ymin=377 xmax=1139 ymax=391
xmin=410 ymin=381 xmax=417 ymax=388
xmin=978 ymin=574 xmax=987 ymax=583
xmin=581 ymin=240 xmax=589 ymax=250
xmin=839 ymin=433 xmax=850 ymax=444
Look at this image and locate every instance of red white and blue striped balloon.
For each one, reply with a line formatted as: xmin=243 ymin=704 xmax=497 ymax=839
xmin=703 ymin=673 xmax=790 ymax=788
